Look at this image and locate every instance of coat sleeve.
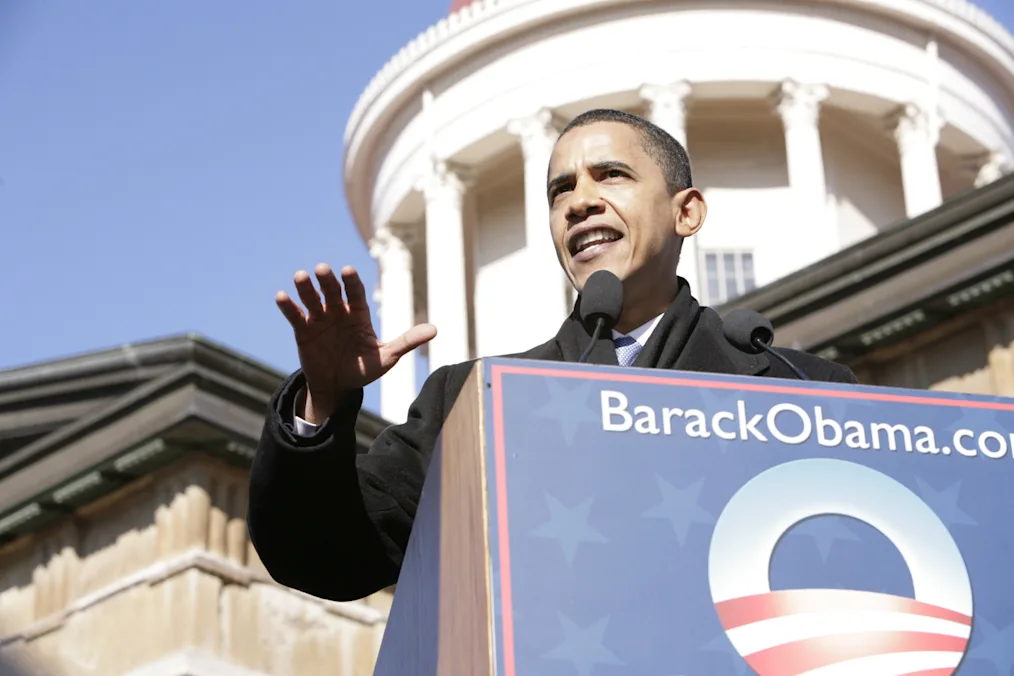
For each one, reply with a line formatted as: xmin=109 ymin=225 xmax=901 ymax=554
xmin=246 ymin=363 xmax=469 ymax=602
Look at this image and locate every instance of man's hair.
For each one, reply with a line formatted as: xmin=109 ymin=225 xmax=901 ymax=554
xmin=557 ymin=108 xmax=693 ymax=195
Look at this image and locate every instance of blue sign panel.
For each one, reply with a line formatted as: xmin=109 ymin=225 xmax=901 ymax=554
xmin=482 ymin=359 xmax=1014 ymax=676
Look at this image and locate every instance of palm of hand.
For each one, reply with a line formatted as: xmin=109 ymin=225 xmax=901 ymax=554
xmin=295 ymin=306 xmax=381 ymax=394
xmin=276 ymin=263 xmax=436 ymax=420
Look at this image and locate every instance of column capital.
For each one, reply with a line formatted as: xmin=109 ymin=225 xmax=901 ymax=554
xmin=368 ymin=225 xmax=418 ymax=261
xmin=507 ymin=108 xmax=560 ymax=157
xmin=772 ymin=80 xmax=829 ymax=129
xmin=639 ymin=81 xmax=693 ymax=111
xmin=416 ymin=159 xmax=474 ymax=202
xmin=972 ymin=150 xmax=1014 ymax=188
xmin=640 ymin=81 xmax=692 ymax=146
xmin=889 ymin=102 xmax=944 ymax=149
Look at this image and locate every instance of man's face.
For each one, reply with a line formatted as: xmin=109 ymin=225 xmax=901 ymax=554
xmin=546 ymin=121 xmax=685 ymax=293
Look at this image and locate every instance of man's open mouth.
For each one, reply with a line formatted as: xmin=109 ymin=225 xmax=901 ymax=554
xmin=569 ymin=227 xmax=623 ymax=261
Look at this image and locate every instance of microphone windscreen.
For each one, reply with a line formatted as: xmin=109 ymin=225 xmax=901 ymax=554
xmin=578 ymin=270 xmax=624 ymax=331
xmin=722 ymin=308 xmax=774 ymax=354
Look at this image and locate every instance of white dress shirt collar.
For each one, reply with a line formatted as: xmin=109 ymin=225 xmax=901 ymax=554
xmin=611 ymin=313 xmax=663 ymax=347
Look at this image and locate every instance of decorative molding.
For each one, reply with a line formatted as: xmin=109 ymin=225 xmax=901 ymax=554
xmin=368 ymin=226 xmax=417 ymax=262
xmin=507 ymin=108 xmax=561 ymax=158
xmin=0 ymin=503 xmax=43 ymax=537
xmin=0 ymin=549 xmax=389 ymax=649
xmin=415 ymin=159 xmax=474 ymax=202
xmin=974 ymin=150 xmax=1014 ymax=187
xmin=772 ymin=80 xmax=830 ymax=130
xmin=122 ymin=650 xmax=271 ymax=676
xmin=345 ymin=0 xmax=1014 ymax=153
xmin=341 ymin=0 xmax=1014 ymax=246
xmin=640 ymin=81 xmax=693 ymax=116
xmin=640 ymin=81 xmax=694 ymax=146
xmin=223 ymin=440 xmax=255 ymax=461
xmin=889 ymin=102 xmax=945 ymax=149
xmin=114 ymin=438 xmax=170 ymax=474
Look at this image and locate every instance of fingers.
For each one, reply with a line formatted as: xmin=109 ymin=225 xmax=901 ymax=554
xmin=341 ymin=266 xmax=369 ymax=312
xmin=275 ymin=291 xmax=306 ymax=328
xmin=293 ymin=269 xmax=325 ymax=317
xmin=314 ymin=263 xmax=346 ymax=312
xmin=383 ymin=323 xmax=437 ymax=363
xmin=282 ymin=263 xmax=360 ymax=327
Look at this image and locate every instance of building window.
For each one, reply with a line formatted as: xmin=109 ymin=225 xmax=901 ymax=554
xmin=701 ymin=250 xmax=756 ymax=304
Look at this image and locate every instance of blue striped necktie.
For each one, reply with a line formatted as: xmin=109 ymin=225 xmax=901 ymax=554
xmin=614 ymin=335 xmax=642 ymax=367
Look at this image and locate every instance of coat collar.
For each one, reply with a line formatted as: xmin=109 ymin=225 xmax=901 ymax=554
xmin=547 ymin=277 xmax=769 ymax=377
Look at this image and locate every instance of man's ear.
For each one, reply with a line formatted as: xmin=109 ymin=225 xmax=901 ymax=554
xmin=672 ymin=188 xmax=707 ymax=238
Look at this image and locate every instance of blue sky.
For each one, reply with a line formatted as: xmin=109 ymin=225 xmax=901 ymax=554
xmin=2 ymin=1 xmax=1013 ymax=415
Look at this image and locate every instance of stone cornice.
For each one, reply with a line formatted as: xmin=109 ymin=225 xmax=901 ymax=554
xmin=0 ymin=548 xmax=389 ymax=649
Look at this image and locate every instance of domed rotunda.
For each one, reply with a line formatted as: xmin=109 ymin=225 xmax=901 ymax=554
xmin=343 ymin=0 xmax=1014 ymax=422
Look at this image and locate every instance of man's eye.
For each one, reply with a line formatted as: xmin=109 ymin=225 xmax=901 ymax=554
xmin=605 ymin=169 xmax=626 ymax=178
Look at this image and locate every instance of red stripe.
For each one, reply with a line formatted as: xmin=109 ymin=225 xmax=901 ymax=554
xmin=745 ymin=631 xmax=967 ymax=675
xmin=490 ymin=363 xmax=1014 ymax=411
xmin=716 ymin=590 xmax=972 ymax=630
xmin=901 ymin=670 xmax=958 ymax=676
xmin=492 ymin=369 xmax=516 ymax=676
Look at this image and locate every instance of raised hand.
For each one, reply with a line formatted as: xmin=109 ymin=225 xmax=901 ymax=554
xmin=275 ymin=263 xmax=437 ymax=423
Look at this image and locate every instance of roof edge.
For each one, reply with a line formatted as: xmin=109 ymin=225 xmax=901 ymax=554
xmin=0 ymin=333 xmax=287 ymax=396
xmin=716 ymin=173 xmax=1014 ymax=322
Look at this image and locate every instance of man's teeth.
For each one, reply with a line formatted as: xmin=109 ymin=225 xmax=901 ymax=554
xmin=574 ymin=229 xmax=621 ymax=253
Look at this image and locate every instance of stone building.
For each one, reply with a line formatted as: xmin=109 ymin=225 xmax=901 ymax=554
xmin=0 ymin=337 xmax=391 ymax=675
xmin=722 ymin=171 xmax=1014 ymax=398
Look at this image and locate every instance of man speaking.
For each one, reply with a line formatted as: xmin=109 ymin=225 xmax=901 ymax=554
xmin=247 ymin=109 xmax=856 ymax=602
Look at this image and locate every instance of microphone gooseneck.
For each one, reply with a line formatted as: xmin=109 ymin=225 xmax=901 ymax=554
xmin=722 ymin=308 xmax=810 ymax=380
xmin=578 ymin=317 xmax=607 ymax=363
xmin=577 ymin=270 xmax=624 ymax=364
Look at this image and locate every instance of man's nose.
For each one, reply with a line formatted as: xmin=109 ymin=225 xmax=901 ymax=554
xmin=567 ymin=178 xmax=605 ymax=221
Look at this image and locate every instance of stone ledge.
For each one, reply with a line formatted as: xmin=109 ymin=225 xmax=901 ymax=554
xmin=0 ymin=549 xmax=389 ymax=648
xmin=122 ymin=649 xmax=270 ymax=676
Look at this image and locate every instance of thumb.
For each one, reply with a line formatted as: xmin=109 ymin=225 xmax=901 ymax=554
xmin=382 ymin=323 xmax=438 ymax=364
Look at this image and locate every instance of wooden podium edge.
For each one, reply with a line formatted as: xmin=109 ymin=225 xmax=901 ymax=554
xmin=436 ymin=360 xmax=495 ymax=675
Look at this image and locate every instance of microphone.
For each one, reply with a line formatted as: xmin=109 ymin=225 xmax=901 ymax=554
xmin=577 ymin=270 xmax=624 ymax=363
xmin=722 ymin=308 xmax=810 ymax=380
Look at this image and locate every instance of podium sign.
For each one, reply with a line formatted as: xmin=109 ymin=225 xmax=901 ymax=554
xmin=374 ymin=358 xmax=1014 ymax=675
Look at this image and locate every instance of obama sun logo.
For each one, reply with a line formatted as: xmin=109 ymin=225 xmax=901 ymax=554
xmin=708 ymin=458 xmax=973 ymax=675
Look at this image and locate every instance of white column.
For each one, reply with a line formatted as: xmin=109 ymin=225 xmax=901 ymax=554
xmin=508 ymin=109 xmax=571 ymax=338
xmin=640 ymin=81 xmax=691 ymax=146
xmin=369 ymin=226 xmax=417 ymax=423
xmin=419 ymin=160 xmax=472 ymax=372
xmin=640 ymin=81 xmax=699 ymax=292
xmin=773 ymin=80 xmax=836 ymax=260
xmin=891 ymin=103 xmax=943 ymax=218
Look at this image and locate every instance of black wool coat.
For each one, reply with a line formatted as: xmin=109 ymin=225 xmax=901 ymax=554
xmin=247 ymin=282 xmax=857 ymax=601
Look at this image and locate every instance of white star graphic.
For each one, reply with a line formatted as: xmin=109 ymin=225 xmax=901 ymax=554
xmin=642 ymin=474 xmax=715 ymax=546
xmin=530 ymin=492 xmax=608 ymax=565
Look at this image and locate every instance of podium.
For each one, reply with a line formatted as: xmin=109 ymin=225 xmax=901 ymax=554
xmin=373 ymin=358 xmax=1014 ymax=675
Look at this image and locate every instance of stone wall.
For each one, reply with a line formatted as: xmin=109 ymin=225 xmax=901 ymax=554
xmin=0 ymin=456 xmax=392 ymax=676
